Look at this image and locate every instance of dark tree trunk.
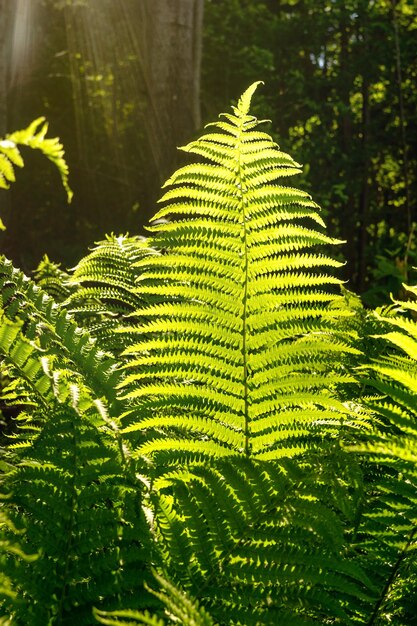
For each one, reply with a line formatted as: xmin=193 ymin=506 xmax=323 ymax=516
xmin=0 ymin=0 xmax=12 ymax=224
xmin=337 ymin=10 xmax=356 ymax=287
xmin=392 ymin=0 xmax=413 ymax=277
xmin=0 ymin=0 xmax=8 ymax=137
xmin=137 ymin=0 xmax=204 ymax=187
xmin=358 ymin=76 xmax=370 ymax=293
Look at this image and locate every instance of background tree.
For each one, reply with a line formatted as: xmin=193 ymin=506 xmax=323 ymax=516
xmin=136 ymin=0 xmax=204 ymax=184
xmin=202 ymin=0 xmax=417 ymax=299
xmin=0 ymin=0 xmax=203 ymax=268
xmin=0 ymin=0 xmax=416 ymax=302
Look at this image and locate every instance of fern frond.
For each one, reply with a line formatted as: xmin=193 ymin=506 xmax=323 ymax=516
xmin=0 ymin=509 xmax=37 ymax=618
xmin=64 ymin=234 xmax=157 ymax=355
xmin=120 ymin=82 xmax=363 ymax=464
xmin=347 ymin=285 xmax=417 ymax=623
xmin=0 ymin=118 xmax=72 ymax=222
xmin=95 ymin=572 xmax=215 ymax=626
xmin=0 ymin=255 xmax=158 ymax=622
xmin=95 ymin=609 xmax=166 ymax=626
xmin=153 ymin=457 xmax=375 ymax=625
xmin=33 ymin=254 xmax=74 ymax=302
xmin=1 ymin=399 xmax=152 ymax=624
xmin=0 ymin=257 xmax=122 ymax=405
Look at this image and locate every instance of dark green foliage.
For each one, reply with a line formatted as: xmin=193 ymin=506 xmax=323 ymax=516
xmin=0 ymin=260 xmax=153 ymax=623
xmin=1 ymin=84 xmax=416 ymax=625
xmin=153 ymin=457 xmax=375 ymax=625
xmin=3 ymin=402 xmax=151 ymax=625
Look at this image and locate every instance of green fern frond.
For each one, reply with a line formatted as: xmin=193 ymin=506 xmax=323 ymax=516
xmin=120 ymin=82 xmax=363 ymax=464
xmin=95 ymin=572 xmax=215 ymax=626
xmin=1 ymin=399 xmax=152 ymax=624
xmin=153 ymin=457 xmax=375 ymax=625
xmin=0 ymin=118 xmax=72 ymax=229
xmin=0 ymin=257 xmax=122 ymax=405
xmin=33 ymin=254 xmax=74 ymax=303
xmin=95 ymin=609 xmax=166 ymax=626
xmin=64 ymin=234 xmax=156 ymax=355
xmin=0 ymin=260 xmax=154 ymax=623
xmin=347 ymin=284 xmax=417 ymax=623
xmin=0 ymin=509 xmax=37 ymax=618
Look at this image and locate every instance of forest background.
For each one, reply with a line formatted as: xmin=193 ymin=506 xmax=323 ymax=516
xmin=0 ymin=0 xmax=416 ymax=306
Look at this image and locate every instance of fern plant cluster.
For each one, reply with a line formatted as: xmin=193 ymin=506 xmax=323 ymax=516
xmin=0 ymin=83 xmax=416 ymax=625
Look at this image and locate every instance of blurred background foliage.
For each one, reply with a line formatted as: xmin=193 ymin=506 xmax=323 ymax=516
xmin=0 ymin=0 xmax=416 ymax=305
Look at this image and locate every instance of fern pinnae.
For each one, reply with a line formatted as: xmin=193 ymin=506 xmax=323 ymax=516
xmin=153 ymin=458 xmax=374 ymax=624
xmin=63 ymin=234 xmax=156 ymax=355
xmin=342 ymin=284 xmax=417 ymax=623
xmin=120 ymin=82 xmax=364 ymax=466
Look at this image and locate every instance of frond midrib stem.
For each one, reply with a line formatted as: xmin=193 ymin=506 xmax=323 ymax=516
xmin=236 ymin=120 xmax=250 ymax=457
xmin=54 ymin=407 xmax=78 ymax=623
xmin=367 ymin=524 xmax=417 ymax=625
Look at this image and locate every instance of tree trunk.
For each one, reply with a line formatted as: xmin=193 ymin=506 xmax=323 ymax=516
xmin=357 ymin=76 xmax=370 ymax=293
xmin=0 ymin=0 xmax=11 ymax=225
xmin=0 ymin=0 xmax=8 ymax=137
xmin=337 ymin=9 xmax=356 ymax=287
xmin=137 ymin=0 xmax=204 ymax=187
xmin=392 ymin=0 xmax=413 ymax=278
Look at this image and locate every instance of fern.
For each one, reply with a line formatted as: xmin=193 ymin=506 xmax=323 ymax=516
xmin=153 ymin=457 xmax=376 ymax=625
xmin=0 ymin=118 xmax=72 ymax=229
xmin=120 ymin=82 xmax=362 ymax=466
xmin=0 ymin=257 xmax=122 ymax=405
xmin=0 ymin=264 xmax=153 ymax=624
xmin=1 ymin=82 xmax=416 ymax=625
xmin=1 ymin=396 xmax=152 ymax=624
xmin=0 ymin=508 xmax=37 ymax=619
xmin=348 ymin=284 xmax=417 ymax=624
xmin=33 ymin=254 xmax=74 ymax=303
xmin=95 ymin=572 xmax=215 ymax=626
xmin=63 ymin=234 xmax=157 ymax=355
xmin=115 ymin=84 xmax=380 ymax=624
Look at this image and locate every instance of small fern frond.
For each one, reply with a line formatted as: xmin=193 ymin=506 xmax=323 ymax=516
xmin=64 ymin=234 xmax=156 ymax=355
xmin=33 ymin=254 xmax=74 ymax=303
xmin=120 ymin=82 xmax=363 ymax=466
xmin=95 ymin=572 xmax=215 ymax=626
xmin=0 ymin=118 xmax=72 ymax=214
xmin=95 ymin=609 xmax=166 ymax=626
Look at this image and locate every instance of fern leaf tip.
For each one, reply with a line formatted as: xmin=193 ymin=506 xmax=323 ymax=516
xmin=238 ymin=80 xmax=264 ymax=115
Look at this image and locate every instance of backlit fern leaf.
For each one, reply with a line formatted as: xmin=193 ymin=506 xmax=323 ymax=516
xmin=120 ymin=82 xmax=362 ymax=465
xmin=348 ymin=284 xmax=417 ymax=623
xmin=153 ymin=457 xmax=374 ymax=625
xmin=0 ymin=117 xmax=72 ymax=230
xmin=0 ymin=265 xmax=153 ymax=624
xmin=64 ymin=234 xmax=156 ymax=355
